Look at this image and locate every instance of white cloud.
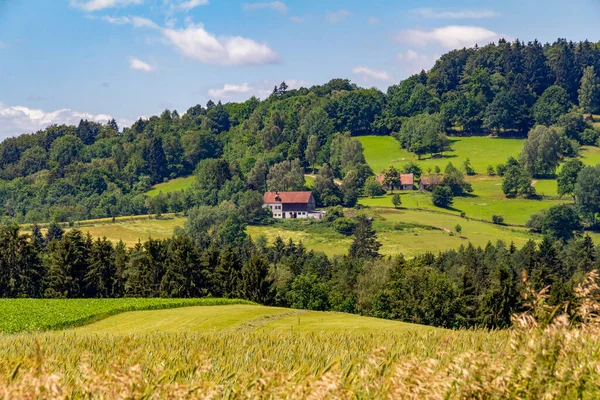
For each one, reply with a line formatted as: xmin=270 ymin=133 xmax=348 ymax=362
xmin=178 ymin=0 xmax=209 ymax=11
xmin=367 ymin=16 xmax=380 ymax=24
xmin=397 ymin=50 xmax=439 ymax=74
xmin=395 ymin=25 xmax=502 ymax=50
xmin=162 ymin=24 xmax=279 ymax=65
xmin=129 ymin=57 xmax=155 ymax=72
xmin=100 ymin=16 xmax=280 ymax=66
xmin=207 ymin=80 xmax=311 ymax=100
xmin=243 ymin=1 xmax=288 ymax=14
xmin=102 ymin=15 xmax=159 ymax=28
xmin=351 ymin=66 xmax=391 ymax=82
xmin=208 ymin=83 xmax=257 ymax=98
xmin=0 ymin=103 xmax=115 ymax=140
xmin=70 ymin=0 xmax=143 ymax=12
xmin=325 ymin=10 xmax=352 ymax=24
xmin=413 ymin=8 xmax=500 ymax=19
xmin=289 ymin=16 xmax=304 ymax=23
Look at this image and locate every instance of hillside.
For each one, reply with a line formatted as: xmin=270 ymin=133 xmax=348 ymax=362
xmin=0 ymin=39 xmax=600 ymax=226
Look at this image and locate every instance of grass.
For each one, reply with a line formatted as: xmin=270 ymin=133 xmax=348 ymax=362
xmin=0 ymin=298 xmax=253 ymax=334
xmin=248 ymin=207 xmax=538 ymax=257
xmin=145 ymin=175 xmax=195 ymax=197
xmin=358 ymin=135 xmax=595 ymax=225
xmin=77 ymin=215 xmax=187 ymax=246
xmin=359 ymin=135 xmax=524 ymax=175
xmin=360 ymin=192 xmax=568 ymax=226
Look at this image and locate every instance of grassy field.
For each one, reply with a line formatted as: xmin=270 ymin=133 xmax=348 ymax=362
xmin=73 ymin=304 xmax=431 ymax=335
xmin=0 ymin=298 xmax=251 ymax=333
xmin=359 ymin=192 xmax=567 ymax=226
xmin=358 ymin=135 xmax=599 ymax=225
xmin=77 ymin=215 xmax=187 ymax=246
xmin=1 ymin=302 xmax=598 ymax=397
xmin=249 ymin=208 xmax=537 ymax=257
xmin=145 ymin=175 xmax=195 ymax=197
xmin=359 ymin=135 xmax=524 ymax=175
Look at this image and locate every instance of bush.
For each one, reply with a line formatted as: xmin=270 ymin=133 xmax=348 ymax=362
xmin=492 ymin=215 xmax=504 ymax=225
xmin=526 ymin=210 xmax=547 ymax=233
xmin=487 ymin=165 xmax=495 ymax=176
xmin=332 ymin=217 xmax=358 ymax=235
xmin=432 ymin=185 xmax=453 ymax=208
xmin=496 ymin=164 xmax=506 ymax=177
xmin=324 ymin=206 xmax=344 ymax=223
xmin=364 ymin=177 xmax=386 ymax=197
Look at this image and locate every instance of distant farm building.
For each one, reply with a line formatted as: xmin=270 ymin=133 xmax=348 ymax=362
xmin=375 ymin=173 xmax=414 ymax=191
xmin=263 ymin=191 xmax=324 ymax=219
xmin=419 ymin=174 xmax=444 ymax=191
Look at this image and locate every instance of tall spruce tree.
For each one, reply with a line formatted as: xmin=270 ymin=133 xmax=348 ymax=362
xmin=349 ymin=216 xmax=381 ymax=259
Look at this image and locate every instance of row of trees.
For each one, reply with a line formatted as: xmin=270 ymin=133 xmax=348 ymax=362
xmin=0 ymin=217 xmax=597 ymax=329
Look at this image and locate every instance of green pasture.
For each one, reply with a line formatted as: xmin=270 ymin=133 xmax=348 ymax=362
xmin=247 ymin=208 xmax=537 ymax=257
xmin=359 ymin=192 xmax=568 ymax=225
xmin=145 ymin=175 xmax=195 ymax=197
xmin=359 ymin=135 xmax=524 ymax=175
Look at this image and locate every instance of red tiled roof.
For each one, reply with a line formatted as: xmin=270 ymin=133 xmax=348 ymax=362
xmin=264 ymin=191 xmax=313 ymax=204
xmin=400 ymin=174 xmax=414 ymax=186
xmin=375 ymin=173 xmax=414 ymax=186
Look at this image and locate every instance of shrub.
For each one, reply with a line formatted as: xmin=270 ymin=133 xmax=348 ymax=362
xmin=487 ymin=165 xmax=495 ymax=176
xmin=496 ymin=164 xmax=506 ymax=176
xmin=492 ymin=215 xmax=504 ymax=225
xmin=364 ymin=177 xmax=386 ymax=197
xmin=432 ymin=185 xmax=453 ymax=208
xmin=332 ymin=217 xmax=358 ymax=235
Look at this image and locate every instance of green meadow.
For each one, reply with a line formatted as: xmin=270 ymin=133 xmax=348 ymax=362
xmin=358 ymin=135 xmax=600 ymax=225
xmin=145 ymin=175 xmax=195 ymax=197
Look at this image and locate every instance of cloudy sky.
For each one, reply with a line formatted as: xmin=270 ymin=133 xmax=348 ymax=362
xmin=0 ymin=0 xmax=599 ymax=139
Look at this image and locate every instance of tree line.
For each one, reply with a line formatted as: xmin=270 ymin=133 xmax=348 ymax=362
xmin=0 ymin=212 xmax=597 ymax=329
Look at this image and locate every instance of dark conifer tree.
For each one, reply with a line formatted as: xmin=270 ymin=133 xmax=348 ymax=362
xmin=242 ymin=255 xmax=273 ymax=304
xmin=348 ymin=216 xmax=381 ymax=259
xmin=85 ymin=238 xmax=116 ymax=297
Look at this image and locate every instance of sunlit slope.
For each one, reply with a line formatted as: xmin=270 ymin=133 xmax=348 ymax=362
xmin=75 ymin=304 xmax=431 ymax=335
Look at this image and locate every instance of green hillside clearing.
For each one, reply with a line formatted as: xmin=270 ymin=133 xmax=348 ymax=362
xmin=145 ymin=175 xmax=195 ymax=197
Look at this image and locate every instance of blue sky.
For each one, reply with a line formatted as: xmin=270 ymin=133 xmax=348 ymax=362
xmin=0 ymin=0 xmax=600 ymax=139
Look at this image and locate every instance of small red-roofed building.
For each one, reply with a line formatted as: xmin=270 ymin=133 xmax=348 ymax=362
xmin=375 ymin=173 xmax=415 ymax=191
xmin=263 ymin=191 xmax=324 ymax=219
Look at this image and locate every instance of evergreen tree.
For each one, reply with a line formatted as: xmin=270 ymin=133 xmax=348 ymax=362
xmin=84 ymin=238 xmax=116 ymax=297
xmin=479 ymin=264 xmax=519 ymax=328
xmin=45 ymin=230 xmax=90 ymax=298
xmin=578 ymin=66 xmax=600 ymax=114
xmin=215 ymin=246 xmax=243 ymax=298
xmin=349 ymin=216 xmax=381 ymax=259
xmin=46 ymin=222 xmax=64 ymax=243
xmin=242 ymin=255 xmax=273 ymax=304
xmin=146 ymin=137 xmax=168 ymax=183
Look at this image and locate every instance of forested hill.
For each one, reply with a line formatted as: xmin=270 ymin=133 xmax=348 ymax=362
xmin=2 ymin=38 xmax=600 ymax=223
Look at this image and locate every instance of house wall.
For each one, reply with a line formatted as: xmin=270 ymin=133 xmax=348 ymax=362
xmin=265 ymin=203 xmax=283 ymax=218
